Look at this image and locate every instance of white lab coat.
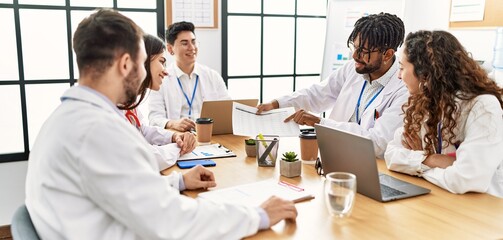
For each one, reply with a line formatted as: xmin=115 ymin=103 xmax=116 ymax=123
xmin=131 ymin=109 xmax=180 ymax=170
xmin=25 ymin=86 xmax=261 ymax=240
xmin=276 ymin=59 xmax=409 ymax=158
xmin=149 ymin=62 xmax=231 ymax=128
xmin=385 ymin=94 xmax=503 ymax=197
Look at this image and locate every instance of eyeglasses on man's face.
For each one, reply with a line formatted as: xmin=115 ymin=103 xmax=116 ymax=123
xmin=348 ymin=42 xmax=381 ymax=59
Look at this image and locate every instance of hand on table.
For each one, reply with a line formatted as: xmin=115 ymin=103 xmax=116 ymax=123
xmin=260 ymin=196 xmax=298 ymax=228
xmin=182 ymin=165 xmax=216 ymax=190
xmin=172 ymin=132 xmax=197 ymax=155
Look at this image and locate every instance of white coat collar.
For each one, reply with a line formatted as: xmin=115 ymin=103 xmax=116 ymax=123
xmin=60 ymin=85 xmax=124 ymax=117
xmin=173 ymin=62 xmax=200 ymax=80
xmin=377 ymin=58 xmax=401 ymax=97
xmin=342 ymin=58 xmax=403 ymax=121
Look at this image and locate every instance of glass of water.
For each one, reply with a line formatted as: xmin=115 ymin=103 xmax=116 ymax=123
xmin=325 ymin=172 xmax=356 ymax=218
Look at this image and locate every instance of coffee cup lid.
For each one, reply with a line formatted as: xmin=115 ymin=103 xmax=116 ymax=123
xmin=299 ymin=132 xmax=317 ymax=139
xmin=196 ymin=118 xmax=213 ymax=124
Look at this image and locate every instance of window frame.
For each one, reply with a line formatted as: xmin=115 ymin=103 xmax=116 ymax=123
xmin=0 ymin=0 xmax=165 ymax=162
xmin=221 ymin=0 xmax=327 ymax=102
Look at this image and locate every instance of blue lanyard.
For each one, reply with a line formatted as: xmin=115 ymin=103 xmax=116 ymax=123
xmin=437 ymin=122 xmax=442 ymax=154
xmin=177 ymin=75 xmax=199 ymax=118
xmin=355 ymin=81 xmax=384 ymax=124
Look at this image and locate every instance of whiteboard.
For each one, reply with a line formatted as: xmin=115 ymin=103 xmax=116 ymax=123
xmin=320 ymin=0 xmax=405 ymax=80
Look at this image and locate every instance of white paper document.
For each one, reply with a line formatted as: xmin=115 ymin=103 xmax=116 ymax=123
xmin=198 ymin=179 xmax=314 ymax=206
xmin=178 ymin=143 xmax=236 ymax=161
xmin=232 ymin=102 xmax=300 ymax=137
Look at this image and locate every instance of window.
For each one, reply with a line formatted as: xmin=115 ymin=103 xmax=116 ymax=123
xmin=222 ymin=0 xmax=327 ymax=102
xmin=0 ymin=0 xmax=165 ymax=162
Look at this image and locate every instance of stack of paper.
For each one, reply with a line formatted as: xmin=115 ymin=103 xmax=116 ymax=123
xmin=232 ymin=102 xmax=300 ymax=137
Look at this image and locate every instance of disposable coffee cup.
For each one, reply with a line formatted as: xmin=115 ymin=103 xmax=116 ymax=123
xmin=299 ymin=132 xmax=318 ymax=163
xmin=195 ymin=118 xmax=213 ymax=144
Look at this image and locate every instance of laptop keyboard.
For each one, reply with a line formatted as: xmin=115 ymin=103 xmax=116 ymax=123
xmin=380 ymin=184 xmax=406 ymax=197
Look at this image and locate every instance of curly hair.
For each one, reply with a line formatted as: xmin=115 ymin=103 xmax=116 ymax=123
xmin=402 ymin=30 xmax=503 ymax=156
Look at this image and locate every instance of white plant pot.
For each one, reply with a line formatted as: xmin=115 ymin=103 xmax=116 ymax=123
xmin=245 ymin=144 xmax=256 ymax=157
xmin=280 ymin=159 xmax=301 ymax=178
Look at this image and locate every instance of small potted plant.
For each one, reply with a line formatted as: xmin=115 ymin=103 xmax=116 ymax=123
xmin=280 ymin=151 xmax=301 ymax=178
xmin=244 ymin=138 xmax=256 ymax=157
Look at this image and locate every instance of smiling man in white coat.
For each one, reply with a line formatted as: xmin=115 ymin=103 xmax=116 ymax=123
xmin=257 ymin=13 xmax=409 ymax=158
xmin=149 ymin=21 xmax=231 ymax=132
xmin=25 ymin=9 xmax=297 ymax=240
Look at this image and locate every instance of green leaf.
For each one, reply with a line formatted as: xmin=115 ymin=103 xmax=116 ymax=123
xmin=245 ymin=139 xmax=256 ymax=145
xmin=281 ymin=151 xmax=298 ymax=162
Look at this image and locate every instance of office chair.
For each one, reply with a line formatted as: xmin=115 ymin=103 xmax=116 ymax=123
xmin=11 ymin=204 xmax=40 ymax=240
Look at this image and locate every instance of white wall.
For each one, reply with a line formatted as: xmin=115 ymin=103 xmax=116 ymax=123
xmin=1 ymin=0 xmax=500 ymax=226
xmin=403 ymin=0 xmax=496 ymax=72
xmin=0 ymin=161 xmax=28 ymax=225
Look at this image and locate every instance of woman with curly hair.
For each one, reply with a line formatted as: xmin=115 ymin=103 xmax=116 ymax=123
xmin=384 ymin=30 xmax=503 ymax=197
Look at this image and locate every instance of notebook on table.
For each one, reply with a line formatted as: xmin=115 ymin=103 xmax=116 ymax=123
xmin=315 ymin=124 xmax=430 ymax=202
xmin=200 ymin=99 xmax=258 ymax=135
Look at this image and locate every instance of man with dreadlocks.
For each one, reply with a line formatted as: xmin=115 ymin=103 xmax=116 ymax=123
xmin=257 ymin=12 xmax=408 ymax=158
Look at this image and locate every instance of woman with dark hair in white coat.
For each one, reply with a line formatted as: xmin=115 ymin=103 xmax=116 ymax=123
xmin=119 ymin=34 xmax=196 ymax=170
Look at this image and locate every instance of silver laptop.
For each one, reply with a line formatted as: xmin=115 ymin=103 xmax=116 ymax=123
xmin=200 ymin=99 xmax=258 ymax=135
xmin=315 ymin=124 xmax=430 ymax=202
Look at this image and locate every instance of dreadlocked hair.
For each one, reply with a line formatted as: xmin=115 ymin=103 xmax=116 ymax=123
xmin=402 ymin=30 xmax=503 ymax=156
xmin=347 ymin=12 xmax=404 ymax=61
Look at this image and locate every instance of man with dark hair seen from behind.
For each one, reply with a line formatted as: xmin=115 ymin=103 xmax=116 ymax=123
xmin=25 ymin=9 xmax=297 ymax=239
xmin=257 ymin=12 xmax=408 ymax=158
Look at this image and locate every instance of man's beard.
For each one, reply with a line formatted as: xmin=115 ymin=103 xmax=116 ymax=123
xmin=123 ymin=64 xmax=141 ymax=107
xmin=355 ymin=55 xmax=382 ymax=74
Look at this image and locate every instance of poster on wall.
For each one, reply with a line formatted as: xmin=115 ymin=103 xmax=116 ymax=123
xmin=166 ymin=0 xmax=218 ymax=28
xmin=449 ymin=0 xmax=486 ymax=22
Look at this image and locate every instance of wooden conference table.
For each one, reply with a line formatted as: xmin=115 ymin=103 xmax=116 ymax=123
xmin=162 ymin=134 xmax=503 ymax=239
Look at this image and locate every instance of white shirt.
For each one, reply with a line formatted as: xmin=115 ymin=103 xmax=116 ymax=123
xmin=149 ymin=62 xmax=231 ymax=128
xmin=25 ymin=86 xmax=262 ymax=240
xmin=276 ymin=59 xmax=409 ymax=158
xmin=349 ymin=71 xmax=392 ymax=123
xmin=385 ymin=94 xmax=503 ymax=197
